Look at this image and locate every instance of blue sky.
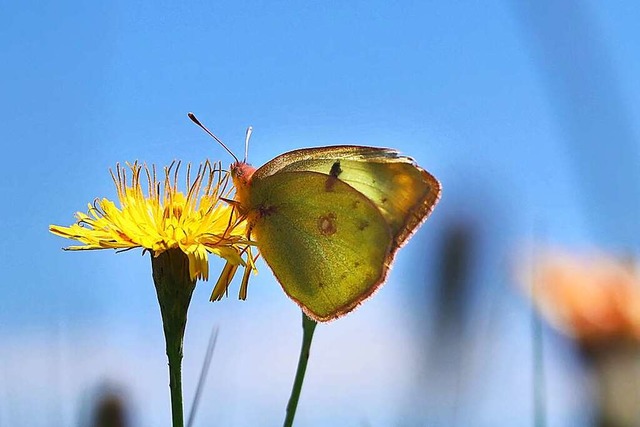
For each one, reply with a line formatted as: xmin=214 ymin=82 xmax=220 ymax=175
xmin=2 ymin=1 xmax=640 ymax=426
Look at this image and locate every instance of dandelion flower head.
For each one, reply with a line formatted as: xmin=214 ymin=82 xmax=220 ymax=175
xmin=50 ymin=160 xmax=256 ymax=294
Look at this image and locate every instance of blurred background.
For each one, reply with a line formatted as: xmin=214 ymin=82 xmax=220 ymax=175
xmin=2 ymin=1 xmax=640 ymax=426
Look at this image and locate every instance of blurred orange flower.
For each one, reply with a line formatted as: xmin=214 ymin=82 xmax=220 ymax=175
xmin=523 ymin=249 xmax=640 ymax=345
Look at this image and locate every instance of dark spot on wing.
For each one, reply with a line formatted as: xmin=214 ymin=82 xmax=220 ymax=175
xmin=317 ymin=212 xmax=337 ymax=236
xmin=354 ymin=261 xmax=361 ymax=268
xmin=330 ymin=161 xmax=342 ymax=178
xmin=381 ymin=197 xmax=388 ymax=204
xmin=325 ymin=161 xmax=342 ymax=192
xmin=357 ymin=219 xmax=369 ymax=231
xmin=352 ymin=200 xmax=361 ymax=209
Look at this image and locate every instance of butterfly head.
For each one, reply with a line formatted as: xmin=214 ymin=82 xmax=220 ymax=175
xmin=187 ymin=113 xmax=257 ymax=210
xmin=230 ymin=161 xmax=256 ymax=212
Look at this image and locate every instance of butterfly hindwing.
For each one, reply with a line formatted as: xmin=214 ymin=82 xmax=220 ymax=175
xmin=248 ymin=170 xmax=393 ymax=321
xmin=252 ymin=146 xmax=441 ymax=247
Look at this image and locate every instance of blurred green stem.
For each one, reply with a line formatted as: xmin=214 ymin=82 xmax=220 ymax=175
xmin=283 ymin=312 xmax=317 ymax=427
xmin=152 ymin=249 xmax=197 ymax=427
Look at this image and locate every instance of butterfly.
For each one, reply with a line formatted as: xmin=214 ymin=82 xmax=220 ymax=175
xmin=190 ymin=114 xmax=442 ymax=322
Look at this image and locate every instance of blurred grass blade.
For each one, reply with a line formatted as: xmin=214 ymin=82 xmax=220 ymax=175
xmin=532 ymin=289 xmax=547 ymax=427
xmin=186 ymin=326 xmax=219 ymax=427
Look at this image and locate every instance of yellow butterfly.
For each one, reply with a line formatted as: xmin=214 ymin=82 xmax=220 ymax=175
xmin=190 ymin=115 xmax=442 ymax=322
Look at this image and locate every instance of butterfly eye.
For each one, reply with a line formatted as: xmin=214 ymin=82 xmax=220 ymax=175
xmin=231 ymin=164 xmax=243 ymax=178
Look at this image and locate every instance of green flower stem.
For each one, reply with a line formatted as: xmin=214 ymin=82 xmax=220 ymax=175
xmin=151 ymin=249 xmax=197 ymax=427
xmin=283 ymin=312 xmax=318 ymax=427
xmin=167 ymin=339 xmax=184 ymax=427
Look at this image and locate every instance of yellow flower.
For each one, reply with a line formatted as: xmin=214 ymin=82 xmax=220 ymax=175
xmin=49 ymin=160 xmax=256 ymax=299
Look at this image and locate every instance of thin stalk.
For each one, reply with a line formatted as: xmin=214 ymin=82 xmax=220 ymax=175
xmin=187 ymin=326 xmax=220 ymax=427
xmin=530 ymin=244 xmax=546 ymax=427
xmin=167 ymin=338 xmax=184 ymax=427
xmin=283 ymin=312 xmax=317 ymax=427
xmin=532 ymin=300 xmax=546 ymax=427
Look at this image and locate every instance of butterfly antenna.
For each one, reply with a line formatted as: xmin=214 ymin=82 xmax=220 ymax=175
xmin=244 ymin=126 xmax=253 ymax=163
xmin=188 ymin=112 xmax=239 ymax=163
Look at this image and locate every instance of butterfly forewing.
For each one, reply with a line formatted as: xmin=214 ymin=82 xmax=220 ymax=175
xmin=248 ymin=170 xmax=393 ymax=321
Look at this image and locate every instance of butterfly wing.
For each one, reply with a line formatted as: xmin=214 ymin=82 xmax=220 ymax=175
xmin=246 ymin=146 xmax=441 ymax=321
xmin=252 ymin=146 xmax=441 ymax=248
xmin=248 ymin=170 xmax=394 ymax=321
